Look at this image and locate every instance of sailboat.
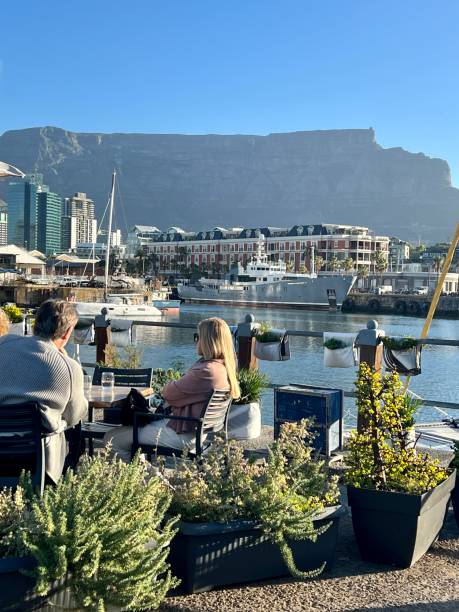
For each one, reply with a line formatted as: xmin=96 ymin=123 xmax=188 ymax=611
xmin=75 ymin=172 xmax=162 ymax=319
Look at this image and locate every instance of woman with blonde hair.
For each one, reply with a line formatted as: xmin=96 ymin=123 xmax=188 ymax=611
xmin=0 ymin=310 xmax=10 ymax=336
xmin=106 ymin=317 xmax=239 ymax=461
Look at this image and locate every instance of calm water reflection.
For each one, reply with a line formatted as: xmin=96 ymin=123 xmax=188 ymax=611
xmin=76 ymin=304 xmax=459 ymax=427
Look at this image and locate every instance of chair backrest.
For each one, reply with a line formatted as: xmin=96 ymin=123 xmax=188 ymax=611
xmin=199 ymin=389 xmax=232 ymax=441
xmin=0 ymin=402 xmax=45 ymax=493
xmin=92 ymin=367 xmax=153 ymax=388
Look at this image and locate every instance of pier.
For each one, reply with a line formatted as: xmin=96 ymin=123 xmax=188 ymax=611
xmin=343 ymin=291 xmax=459 ymax=318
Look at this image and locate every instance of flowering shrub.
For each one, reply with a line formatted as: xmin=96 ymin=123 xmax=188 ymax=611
xmin=164 ymin=420 xmax=339 ymax=579
xmin=2 ymin=303 xmax=24 ymax=323
xmin=346 ymin=363 xmax=448 ymax=494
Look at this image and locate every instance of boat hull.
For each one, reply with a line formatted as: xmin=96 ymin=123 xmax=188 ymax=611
xmin=152 ymin=299 xmax=181 ymax=313
xmin=75 ymin=302 xmax=162 ymax=318
xmin=178 ymin=275 xmax=355 ymax=310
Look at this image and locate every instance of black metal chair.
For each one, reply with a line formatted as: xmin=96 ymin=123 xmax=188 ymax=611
xmin=0 ymin=402 xmax=45 ymax=494
xmin=82 ymin=367 xmax=153 ymax=456
xmin=131 ymin=389 xmax=232 ymax=460
xmin=92 ymin=367 xmax=153 ymax=388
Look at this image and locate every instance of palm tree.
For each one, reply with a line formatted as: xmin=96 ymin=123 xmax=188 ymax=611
xmin=357 ymin=265 xmax=369 ymax=290
xmin=135 ymin=248 xmax=147 ymax=275
xmin=343 ymin=257 xmax=355 ymax=272
xmin=314 ymin=255 xmax=324 ymax=273
xmin=433 ymin=255 xmax=444 ymax=274
xmin=329 ymin=256 xmax=339 ymax=272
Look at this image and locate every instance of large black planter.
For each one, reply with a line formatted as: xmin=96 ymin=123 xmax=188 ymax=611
xmin=0 ymin=555 xmax=43 ymax=611
xmin=347 ymin=470 xmax=456 ymax=568
xmin=169 ymin=505 xmax=344 ymax=594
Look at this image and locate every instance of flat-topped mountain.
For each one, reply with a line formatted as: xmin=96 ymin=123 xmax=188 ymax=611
xmin=0 ymin=126 xmax=457 ymax=240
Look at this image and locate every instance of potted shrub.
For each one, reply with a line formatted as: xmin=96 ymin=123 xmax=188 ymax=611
xmin=2 ymin=304 xmax=25 ymax=335
xmin=0 ymin=479 xmax=41 ymax=611
xmin=382 ymin=336 xmax=421 ymax=376
xmin=323 ymin=332 xmax=357 ymax=368
xmin=0 ymin=450 xmax=179 ymax=611
xmin=449 ymin=442 xmax=459 ymax=528
xmin=346 ymin=363 xmax=456 ymax=568
xmin=164 ymin=420 xmax=344 ymax=593
xmin=254 ymin=322 xmax=290 ymax=361
xmin=227 ymin=368 xmax=270 ymax=440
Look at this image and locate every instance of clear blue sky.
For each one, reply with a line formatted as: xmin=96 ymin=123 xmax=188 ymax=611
xmin=1 ymin=0 xmax=458 ymax=184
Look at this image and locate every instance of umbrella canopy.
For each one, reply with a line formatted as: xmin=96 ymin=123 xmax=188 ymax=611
xmin=0 ymin=161 xmax=25 ymax=178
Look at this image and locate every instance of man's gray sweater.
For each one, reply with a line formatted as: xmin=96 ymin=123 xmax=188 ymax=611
xmin=0 ymin=334 xmax=88 ymax=482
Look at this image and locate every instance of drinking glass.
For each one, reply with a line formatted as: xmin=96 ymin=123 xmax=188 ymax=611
xmin=83 ymin=374 xmax=92 ymax=398
xmin=101 ymin=372 xmax=115 ymax=392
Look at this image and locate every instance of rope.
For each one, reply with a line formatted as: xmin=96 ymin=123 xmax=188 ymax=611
xmin=404 ymin=221 xmax=459 ymax=392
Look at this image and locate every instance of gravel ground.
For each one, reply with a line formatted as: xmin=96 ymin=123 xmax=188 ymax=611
xmin=159 ymin=427 xmax=459 ymax=612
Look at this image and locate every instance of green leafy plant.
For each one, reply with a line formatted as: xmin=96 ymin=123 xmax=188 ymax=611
xmin=23 ymin=449 xmax=179 ymax=611
xmin=323 ymin=338 xmax=347 ymax=350
xmin=399 ymin=393 xmax=422 ymax=429
xmin=254 ymin=322 xmax=282 ymax=343
xmin=233 ymin=368 xmax=270 ymax=405
xmin=101 ymin=345 xmax=143 ymax=369
xmin=2 ymin=304 xmax=24 ymax=323
xmin=164 ymin=420 xmax=339 ymax=579
xmin=151 ymin=366 xmax=183 ymax=395
xmin=382 ymin=336 xmax=418 ymax=351
xmin=346 ymin=363 xmax=448 ymax=494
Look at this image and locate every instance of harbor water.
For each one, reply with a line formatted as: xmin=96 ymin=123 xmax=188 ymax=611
xmin=75 ymin=304 xmax=459 ymax=428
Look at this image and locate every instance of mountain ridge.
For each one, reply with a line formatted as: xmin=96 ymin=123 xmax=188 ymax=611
xmin=0 ymin=126 xmax=457 ymax=241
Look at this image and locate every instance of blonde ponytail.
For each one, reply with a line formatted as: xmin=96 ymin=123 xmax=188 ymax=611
xmin=198 ymin=317 xmax=240 ymax=399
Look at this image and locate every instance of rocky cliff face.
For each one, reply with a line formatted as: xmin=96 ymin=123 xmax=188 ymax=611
xmin=0 ymin=126 xmax=457 ymax=240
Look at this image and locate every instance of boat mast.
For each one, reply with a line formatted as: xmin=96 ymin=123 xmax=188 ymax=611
xmin=104 ymin=171 xmax=116 ymax=299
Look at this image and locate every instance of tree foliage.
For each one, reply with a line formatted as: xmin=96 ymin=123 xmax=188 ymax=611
xmin=346 ymin=364 xmax=448 ymax=494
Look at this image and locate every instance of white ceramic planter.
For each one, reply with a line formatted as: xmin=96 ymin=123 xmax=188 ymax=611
xmin=384 ymin=346 xmax=421 ymax=375
xmin=227 ymin=402 xmax=261 ymax=440
xmin=8 ymin=320 xmax=25 ymax=335
xmin=255 ymin=340 xmax=283 ymax=361
xmin=392 ymin=349 xmax=420 ymax=373
xmin=324 ymin=345 xmax=357 ymax=368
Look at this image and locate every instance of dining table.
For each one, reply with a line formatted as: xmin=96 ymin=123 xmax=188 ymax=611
xmin=82 ymin=385 xmax=153 ymax=455
xmin=87 ymin=385 xmax=153 ymax=410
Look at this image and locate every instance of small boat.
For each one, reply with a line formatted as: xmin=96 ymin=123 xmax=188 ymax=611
xmin=76 ymin=294 xmax=161 ymax=318
xmin=75 ymin=172 xmax=161 ymax=320
xmin=151 ymin=288 xmax=181 ymax=313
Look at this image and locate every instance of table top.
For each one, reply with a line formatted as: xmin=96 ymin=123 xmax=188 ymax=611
xmin=87 ymin=385 xmax=152 ymax=409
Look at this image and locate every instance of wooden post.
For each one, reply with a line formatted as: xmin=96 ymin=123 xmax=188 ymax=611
xmin=237 ymin=313 xmax=258 ymax=370
xmin=94 ymin=309 xmax=111 ymax=365
xmin=355 ymin=319 xmax=385 ymax=432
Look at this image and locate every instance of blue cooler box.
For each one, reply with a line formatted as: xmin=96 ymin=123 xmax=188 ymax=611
xmin=274 ymin=384 xmax=343 ymax=457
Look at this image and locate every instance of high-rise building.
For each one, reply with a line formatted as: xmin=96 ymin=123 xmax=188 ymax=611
xmin=37 ymin=189 xmax=62 ymax=255
xmin=62 ymin=192 xmax=97 ymax=251
xmin=6 ymin=173 xmax=43 ymax=249
xmin=0 ymin=200 xmax=7 ymax=246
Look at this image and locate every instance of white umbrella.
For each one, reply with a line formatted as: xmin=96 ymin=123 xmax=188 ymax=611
xmin=0 ymin=161 xmax=25 ymax=178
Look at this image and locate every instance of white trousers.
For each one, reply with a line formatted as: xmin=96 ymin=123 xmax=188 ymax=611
xmin=104 ymin=420 xmax=196 ymax=462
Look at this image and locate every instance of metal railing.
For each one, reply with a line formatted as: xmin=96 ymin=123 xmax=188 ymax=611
xmin=78 ymin=316 xmax=459 ymax=414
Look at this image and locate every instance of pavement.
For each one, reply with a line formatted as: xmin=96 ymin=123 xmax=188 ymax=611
xmin=159 ymin=427 xmax=459 ymax=612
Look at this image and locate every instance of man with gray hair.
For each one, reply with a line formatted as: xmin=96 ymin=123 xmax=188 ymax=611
xmin=0 ymin=299 xmax=88 ymax=483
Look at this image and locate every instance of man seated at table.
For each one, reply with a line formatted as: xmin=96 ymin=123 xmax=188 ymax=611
xmin=0 ymin=299 xmax=88 ymax=483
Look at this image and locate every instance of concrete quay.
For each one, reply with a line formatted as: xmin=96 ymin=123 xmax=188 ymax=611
xmin=343 ymin=292 xmax=459 ymax=318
